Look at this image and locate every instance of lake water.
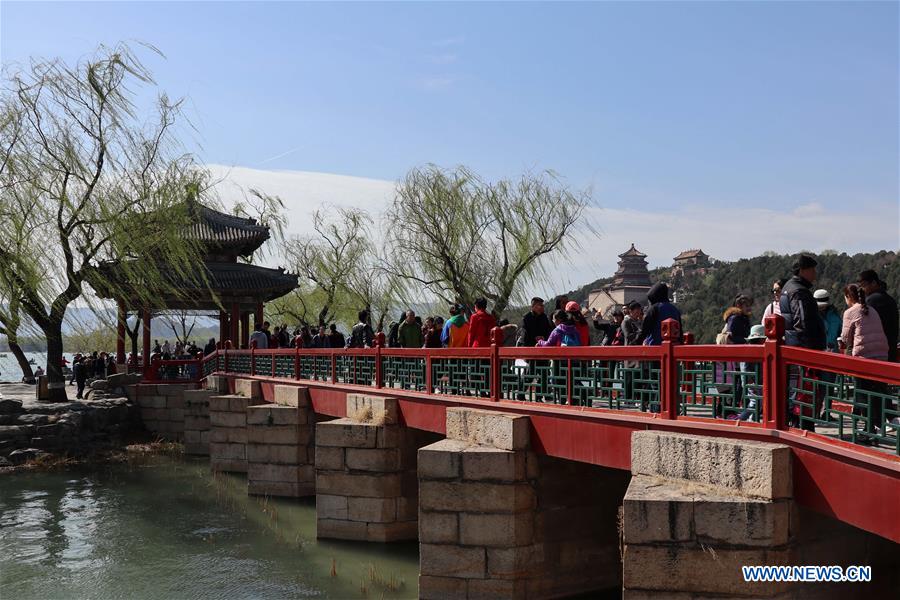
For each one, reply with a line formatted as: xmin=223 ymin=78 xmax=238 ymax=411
xmin=0 ymin=454 xmax=419 ymax=599
xmin=0 ymin=352 xmax=79 ymax=384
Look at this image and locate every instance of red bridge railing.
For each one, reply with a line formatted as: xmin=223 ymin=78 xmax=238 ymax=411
xmin=185 ymin=316 xmax=899 ymax=458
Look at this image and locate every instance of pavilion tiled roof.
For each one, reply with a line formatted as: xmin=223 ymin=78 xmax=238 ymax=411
xmin=619 ymin=243 xmax=647 ymax=259
xmin=186 ymin=200 xmax=270 ymax=255
xmin=674 ymin=249 xmax=706 ymax=260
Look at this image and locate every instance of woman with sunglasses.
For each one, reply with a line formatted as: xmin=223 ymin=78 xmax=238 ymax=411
xmin=761 ymin=278 xmax=788 ymax=325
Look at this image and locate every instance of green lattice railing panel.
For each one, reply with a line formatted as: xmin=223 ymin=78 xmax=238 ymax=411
xmin=154 ymin=362 xmax=200 ymax=381
xmin=789 ymin=366 xmax=899 ymax=454
xmin=678 ymin=361 xmax=763 ymax=421
xmin=229 ymin=354 xmax=251 ymax=374
xmin=336 ymin=355 xmax=376 ymax=386
xmin=202 ymin=356 xmax=216 ymax=377
xmin=217 ymin=353 xmax=226 ymax=372
xmin=274 ymin=355 xmax=294 ymax=378
xmin=299 ymin=354 xmax=331 ymax=381
xmin=254 ymin=354 xmax=273 ymax=376
xmin=432 ymin=357 xmax=491 ymax=397
xmin=382 ymin=356 xmax=426 ymax=391
xmin=500 ymin=358 xmax=660 ymax=410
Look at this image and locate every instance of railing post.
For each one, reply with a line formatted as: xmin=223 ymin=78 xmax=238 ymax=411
xmin=490 ymin=326 xmax=503 ymax=401
xmin=425 ymin=352 xmax=433 ymax=395
xmin=763 ymin=315 xmax=786 ymax=429
xmin=332 ymin=352 xmax=337 ymax=384
xmin=661 ymin=318 xmax=681 ymax=419
xmin=375 ymin=332 xmax=385 ymax=389
xmin=250 ymin=339 xmax=256 ymax=376
xmin=294 ymin=344 xmax=300 ymax=380
xmin=272 ymin=350 xmax=276 ymax=378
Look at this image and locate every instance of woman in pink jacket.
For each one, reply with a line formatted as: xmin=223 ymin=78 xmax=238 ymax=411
xmin=840 ymin=284 xmax=889 ymax=360
xmin=839 ymin=283 xmax=890 ymax=443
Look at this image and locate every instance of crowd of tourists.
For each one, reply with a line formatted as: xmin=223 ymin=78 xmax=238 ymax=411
xmin=68 ymin=352 xmax=118 ymax=399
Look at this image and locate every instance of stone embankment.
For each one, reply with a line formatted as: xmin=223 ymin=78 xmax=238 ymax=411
xmin=0 ymin=374 xmax=141 ymax=467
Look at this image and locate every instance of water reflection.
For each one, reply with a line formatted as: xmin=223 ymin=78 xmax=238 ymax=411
xmin=0 ymin=456 xmax=418 ymax=599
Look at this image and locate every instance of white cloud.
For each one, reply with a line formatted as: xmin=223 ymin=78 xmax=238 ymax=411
xmin=205 ymin=165 xmax=899 ymax=296
xmin=418 ymin=76 xmax=455 ymax=91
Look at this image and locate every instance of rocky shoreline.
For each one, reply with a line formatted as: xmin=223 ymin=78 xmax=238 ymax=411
xmin=0 ymin=375 xmax=143 ymax=469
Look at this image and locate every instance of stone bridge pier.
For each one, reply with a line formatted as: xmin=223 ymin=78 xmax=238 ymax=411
xmin=417 ymin=408 xmax=628 ymax=599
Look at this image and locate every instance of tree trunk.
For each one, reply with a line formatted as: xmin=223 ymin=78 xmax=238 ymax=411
xmin=8 ymin=340 xmax=34 ymax=384
xmin=44 ymin=321 xmax=68 ymax=402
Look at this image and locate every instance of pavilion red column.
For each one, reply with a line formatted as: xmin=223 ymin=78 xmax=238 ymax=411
xmin=116 ymin=300 xmax=126 ymax=364
xmin=254 ymin=301 xmax=264 ymax=328
xmin=240 ymin=312 xmax=250 ymax=349
xmin=219 ymin=310 xmax=229 ymax=347
xmin=142 ymin=306 xmax=152 ymax=376
xmin=230 ymin=302 xmax=240 ymax=347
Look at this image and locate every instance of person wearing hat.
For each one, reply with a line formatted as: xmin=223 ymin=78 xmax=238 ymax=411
xmin=779 ymin=255 xmax=826 ymax=351
xmin=565 ymin=300 xmax=590 ymax=346
xmin=813 ymin=289 xmax=843 ymax=352
xmin=858 ymin=270 xmax=898 ymax=363
xmin=746 ymin=324 xmax=767 ymax=344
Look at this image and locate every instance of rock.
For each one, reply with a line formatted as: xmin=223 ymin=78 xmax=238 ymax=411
xmin=0 ymin=456 xmax=11 ymax=467
xmin=16 ymin=414 xmax=50 ymax=426
xmin=0 ymin=415 xmax=16 ymax=425
xmin=106 ymin=373 xmax=127 ymax=389
xmin=9 ymin=448 xmax=44 ymax=464
xmin=0 ymin=399 xmax=24 ymax=414
xmin=0 ymin=425 xmax=30 ymax=440
xmin=90 ymin=380 xmax=109 ymax=391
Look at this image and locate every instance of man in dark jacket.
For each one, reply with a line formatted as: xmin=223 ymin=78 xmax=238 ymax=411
xmin=73 ymin=358 xmax=88 ymax=400
xmin=346 ymin=310 xmax=375 ymax=348
xmin=779 ymin=255 xmax=825 ymax=351
xmin=637 ymin=283 xmax=682 ymax=345
xmin=518 ymin=297 xmax=552 ymax=346
xmin=859 ymin=270 xmax=898 ymax=363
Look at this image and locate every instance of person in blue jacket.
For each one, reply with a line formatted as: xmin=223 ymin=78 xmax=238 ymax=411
xmin=637 ymin=282 xmax=682 ymax=345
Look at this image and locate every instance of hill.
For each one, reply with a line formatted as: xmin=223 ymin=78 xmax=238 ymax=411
xmin=565 ymin=250 xmax=899 ymax=344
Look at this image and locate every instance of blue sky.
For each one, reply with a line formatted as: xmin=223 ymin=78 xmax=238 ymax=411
xmin=2 ymin=1 xmax=898 ymax=286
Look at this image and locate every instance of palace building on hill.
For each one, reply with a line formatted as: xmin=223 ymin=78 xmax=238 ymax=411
xmin=587 ymin=244 xmax=653 ymax=318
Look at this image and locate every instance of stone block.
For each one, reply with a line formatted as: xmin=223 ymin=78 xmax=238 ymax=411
xmin=234 ymin=378 xmax=260 ymax=398
xmin=418 ymin=575 xmax=467 ymax=600
xmin=248 ymin=481 xmax=312 ymax=498
xmin=345 ymin=448 xmax=401 ymax=472
xmin=184 ymin=443 xmax=208 ymax=456
xmin=346 ymin=394 xmax=399 ymax=424
xmin=397 ymin=497 xmax=417 ymax=521
xmin=247 ymin=405 xmax=303 ymax=426
xmin=139 ymin=395 xmax=167 ymax=409
xmin=247 ymin=425 xmax=307 ymax=445
xmin=315 ymin=446 xmax=344 ymax=470
xmin=273 ymin=385 xmax=310 ymax=407
xmin=206 ymin=375 xmax=229 ymax=393
xmin=155 ymin=384 xmax=187 ymax=398
xmin=376 ymin=425 xmax=402 ymax=448
xmin=418 ymin=439 xmax=466 ymax=479
xmin=316 ymin=471 xmax=401 ymax=497
xmin=462 ymin=446 xmax=526 ymax=482
xmin=459 ymin=512 xmax=534 ymax=547
xmin=247 ymin=444 xmax=302 ymax=465
xmin=622 ymin=543 xmax=792 ymax=596
xmin=317 ymin=518 xmax=368 ymax=540
xmin=229 ymin=397 xmax=251 ymax=412
xmin=347 ymin=497 xmax=397 ymax=523
xmin=445 ymin=407 xmax=529 ymax=450
xmin=317 ymin=494 xmax=349 ymax=520
xmin=419 ymin=481 xmax=535 ymax=513
xmin=168 ymin=408 xmax=185 ymax=422
xmin=623 ymin=476 xmax=694 ymax=544
xmin=468 ymin=578 xmax=527 ymax=600
xmin=166 ymin=396 xmax=185 ymax=410
xmin=316 ymin=419 xmax=378 ymax=448
xmin=486 ymin=545 xmax=545 ymax=579
xmin=210 ymin=442 xmax=245 ymax=461
xmin=249 ymin=463 xmax=301 ymax=482
xmin=418 ymin=511 xmax=459 ymax=544
xmin=208 ymin=395 xmax=235 ymax=412
xmin=630 ymin=431 xmax=792 ymax=499
xmin=366 ymin=520 xmax=417 ymax=542
xmin=209 ymin=412 xmax=245 ymax=428
xmin=184 ymin=416 xmax=209 ymax=431
xmin=420 ymin=543 xmax=486 ymax=578
xmin=694 ymin=496 xmax=792 ymax=547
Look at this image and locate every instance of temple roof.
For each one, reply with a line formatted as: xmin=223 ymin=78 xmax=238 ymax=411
xmin=186 ymin=200 xmax=270 ymax=256
xmin=95 ymin=261 xmax=299 ymax=307
xmin=674 ymin=249 xmax=707 ymax=260
xmin=619 ymin=243 xmax=647 ymax=259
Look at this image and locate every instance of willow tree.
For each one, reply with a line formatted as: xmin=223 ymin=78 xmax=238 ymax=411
xmin=384 ymin=165 xmax=590 ymax=315
xmin=0 ymin=44 xmax=206 ymax=400
xmin=280 ymin=206 xmax=372 ymax=327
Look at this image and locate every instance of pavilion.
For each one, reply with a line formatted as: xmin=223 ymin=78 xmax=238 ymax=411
xmin=96 ymin=199 xmax=298 ymax=372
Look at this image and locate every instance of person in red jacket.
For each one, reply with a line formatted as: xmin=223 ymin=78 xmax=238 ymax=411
xmin=566 ymin=301 xmax=591 ymax=346
xmin=466 ymin=297 xmax=497 ymax=347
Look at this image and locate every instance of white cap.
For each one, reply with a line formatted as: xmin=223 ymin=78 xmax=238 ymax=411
xmin=813 ymin=289 xmax=829 ymax=307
